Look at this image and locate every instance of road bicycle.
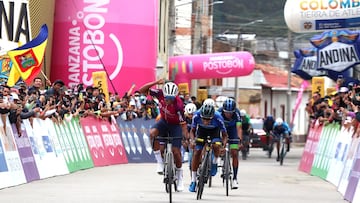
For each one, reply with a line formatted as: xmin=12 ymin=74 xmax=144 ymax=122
xmin=278 ymin=133 xmax=288 ymax=166
xmin=195 ymin=134 xmax=213 ymax=200
xmin=268 ymin=133 xmax=288 ymax=165
xmin=158 ymin=134 xmax=182 ymax=203
xmin=221 ymin=138 xmax=239 ymax=196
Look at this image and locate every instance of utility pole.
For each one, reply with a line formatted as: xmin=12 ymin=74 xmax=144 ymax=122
xmin=168 ymin=0 xmax=176 ymax=58
xmin=287 ymin=29 xmax=293 ymax=125
xmin=191 ymin=0 xmax=202 ymax=96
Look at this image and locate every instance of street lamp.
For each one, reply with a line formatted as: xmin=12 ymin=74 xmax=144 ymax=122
xmin=234 ymin=19 xmax=263 ymax=101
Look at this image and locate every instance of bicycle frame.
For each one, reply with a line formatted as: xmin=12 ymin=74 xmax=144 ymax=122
xmin=196 ymin=135 xmax=213 ymax=200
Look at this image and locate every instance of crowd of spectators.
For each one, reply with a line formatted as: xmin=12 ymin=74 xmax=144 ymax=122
xmin=305 ymin=77 xmax=360 ymax=129
xmin=0 ymin=77 xmax=166 ymax=137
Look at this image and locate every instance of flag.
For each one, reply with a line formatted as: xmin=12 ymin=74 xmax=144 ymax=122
xmin=7 ymin=24 xmax=48 ymax=86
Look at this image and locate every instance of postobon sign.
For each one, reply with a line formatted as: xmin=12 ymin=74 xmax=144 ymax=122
xmin=284 ymin=0 xmax=360 ymax=33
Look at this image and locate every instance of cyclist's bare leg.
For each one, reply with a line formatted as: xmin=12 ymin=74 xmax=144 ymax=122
xmin=172 ymin=146 xmax=182 ymax=168
xmin=276 ymin=141 xmax=280 ymax=161
xmin=212 ymin=144 xmax=220 ymax=161
xmin=191 ymin=149 xmax=202 ymax=182
xmin=231 ymin=148 xmax=239 ymax=180
xmin=150 ymin=128 xmax=164 ymax=173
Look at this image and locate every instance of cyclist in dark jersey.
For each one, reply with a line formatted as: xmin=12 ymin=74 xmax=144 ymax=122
xmin=139 ymin=79 xmax=187 ymax=192
xmin=263 ymin=115 xmax=275 ymax=149
xmin=217 ymin=98 xmax=242 ymax=189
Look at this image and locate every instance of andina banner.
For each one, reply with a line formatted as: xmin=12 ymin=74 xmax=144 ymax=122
xmin=310 ymin=29 xmax=360 ymax=72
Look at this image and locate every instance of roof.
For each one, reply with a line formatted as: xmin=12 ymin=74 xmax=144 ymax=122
xmin=255 ymin=64 xmax=305 ymax=89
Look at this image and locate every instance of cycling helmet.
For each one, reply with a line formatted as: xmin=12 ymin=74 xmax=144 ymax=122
xmin=223 ymin=98 xmax=236 ymax=112
xmin=185 ymin=103 xmax=197 ymax=114
xmin=163 ymin=82 xmax=178 ymax=98
xmin=200 ymin=104 xmax=215 ymax=119
xmin=240 ymin=109 xmax=246 ymax=116
xmin=203 ymin=98 xmax=215 ymax=107
xmin=276 ymin=117 xmax=283 ymax=124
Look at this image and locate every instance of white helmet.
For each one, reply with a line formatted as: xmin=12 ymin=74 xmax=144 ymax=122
xmin=240 ymin=109 xmax=246 ymax=116
xmin=276 ymin=117 xmax=283 ymax=124
xmin=185 ymin=103 xmax=197 ymax=114
xmin=163 ymin=82 xmax=178 ymax=97
xmin=203 ymin=98 xmax=215 ymax=107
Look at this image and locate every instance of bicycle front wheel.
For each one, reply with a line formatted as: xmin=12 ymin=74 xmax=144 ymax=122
xmin=279 ymin=138 xmax=286 ymax=166
xmin=166 ymin=152 xmax=174 ymax=202
xmin=197 ymin=152 xmax=210 ymax=200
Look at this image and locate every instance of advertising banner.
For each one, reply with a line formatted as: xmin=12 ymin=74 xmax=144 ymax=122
xmin=169 ymin=51 xmax=255 ymax=84
xmin=299 ymin=120 xmax=323 ymax=173
xmin=81 ymin=116 xmax=127 ymax=166
xmin=284 ymin=0 xmax=360 ymax=33
xmin=53 ymin=122 xmax=78 ymax=172
xmin=311 ymin=123 xmax=339 ymax=179
xmin=338 ymin=135 xmax=360 ymax=195
xmin=0 ymin=117 xmax=26 ymax=189
xmin=291 ymin=47 xmax=351 ymax=81
xmin=344 ymin=140 xmax=360 ymax=202
xmin=66 ymin=117 xmax=94 ymax=169
xmin=117 ymin=118 xmax=155 ymax=163
xmin=326 ymin=126 xmax=353 ymax=186
xmin=11 ymin=124 xmax=39 ymax=183
xmin=312 ymin=77 xmax=325 ymax=97
xmin=310 ymin=30 xmax=360 ymax=73
xmin=51 ymin=0 xmax=158 ymax=95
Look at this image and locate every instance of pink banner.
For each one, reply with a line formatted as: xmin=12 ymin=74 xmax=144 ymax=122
xmin=51 ymin=0 xmax=158 ymax=95
xmin=81 ymin=117 xmax=128 ymax=167
xmin=169 ymin=51 xmax=255 ymax=83
xmin=291 ymin=80 xmax=310 ymax=125
xmin=299 ymin=120 xmax=323 ymax=173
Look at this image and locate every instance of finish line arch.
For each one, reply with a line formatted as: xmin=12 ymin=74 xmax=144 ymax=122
xmin=168 ymin=51 xmax=255 ymax=93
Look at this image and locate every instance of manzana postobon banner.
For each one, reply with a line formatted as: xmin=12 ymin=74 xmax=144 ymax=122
xmin=310 ymin=29 xmax=360 ymax=73
xmin=51 ymin=0 xmax=158 ymax=95
xmin=292 ymin=47 xmax=351 ymax=81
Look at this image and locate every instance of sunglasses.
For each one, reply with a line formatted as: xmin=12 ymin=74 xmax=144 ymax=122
xmin=201 ymin=117 xmax=212 ymax=121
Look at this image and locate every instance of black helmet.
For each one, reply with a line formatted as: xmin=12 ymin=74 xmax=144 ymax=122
xmin=200 ymin=104 xmax=215 ymax=119
xmin=223 ymin=98 xmax=236 ymax=112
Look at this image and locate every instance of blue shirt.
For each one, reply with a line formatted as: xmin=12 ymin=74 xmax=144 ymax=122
xmin=191 ymin=110 xmax=227 ymax=134
xmin=273 ymin=121 xmax=291 ymax=135
xmin=217 ymin=107 xmax=242 ymax=129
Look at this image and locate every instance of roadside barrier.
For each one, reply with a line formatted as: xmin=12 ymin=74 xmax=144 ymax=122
xmin=299 ymin=120 xmax=359 ymax=202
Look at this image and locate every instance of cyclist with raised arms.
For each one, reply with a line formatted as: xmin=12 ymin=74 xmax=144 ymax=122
xmin=139 ymin=79 xmax=187 ymax=191
xmin=272 ymin=117 xmax=291 ymax=161
xmin=188 ymin=103 xmax=228 ymax=192
xmin=217 ymin=98 xmax=242 ymax=189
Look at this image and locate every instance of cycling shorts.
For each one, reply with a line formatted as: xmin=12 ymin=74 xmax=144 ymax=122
xmin=152 ymin=118 xmax=183 ymax=148
xmin=194 ymin=125 xmax=221 ymax=151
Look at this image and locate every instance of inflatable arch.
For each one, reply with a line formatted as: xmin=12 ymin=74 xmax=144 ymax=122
xmin=168 ymin=51 xmax=255 ymax=92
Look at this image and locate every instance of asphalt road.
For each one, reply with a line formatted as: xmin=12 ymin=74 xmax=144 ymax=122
xmin=0 ymin=146 xmax=347 ymax=203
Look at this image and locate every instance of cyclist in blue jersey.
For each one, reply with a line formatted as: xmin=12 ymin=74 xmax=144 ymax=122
xmin=217 ymin=98 xmax=242 ymax=189
xmin=188 ymin=103 xmax=228 ymax=192
xmin=273 ymin=117 xmax=291 ymax=161
xmin=139 ymin=79 xmax=187 ymax=191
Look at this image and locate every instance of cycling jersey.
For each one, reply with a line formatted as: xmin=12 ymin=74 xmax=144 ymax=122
xmin=241 ymin=114 xmax=251 ymax=134
xmin=273 ymin=121 xmax=291 ymax=136
xmin=191 ymin=110 xmax=227 ymax=134
xmin=150 ymin=89 xmax=185 ymax=124
xmin=217 ymin=107 xmax=242 ymax=128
